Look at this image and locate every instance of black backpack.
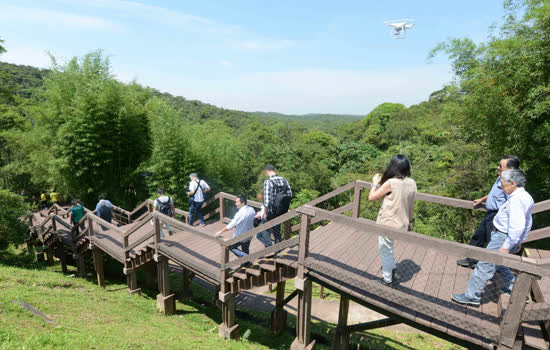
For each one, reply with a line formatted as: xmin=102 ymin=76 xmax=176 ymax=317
xmin=157 ymin=197 xmax=173 ymax=217
xmin=270 ymin=179 xmax=292 ymax=217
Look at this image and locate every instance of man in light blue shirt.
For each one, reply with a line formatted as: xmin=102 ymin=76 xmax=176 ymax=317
xmin=457 ymin=155 xmax=520 ymax=268
xmin=216 ymin=194 xmax=255 ymax=258
xmin=95 ymin=195 xmax=113 ymax=217
xmin=452 ymin=169 xmax=534 ymax=306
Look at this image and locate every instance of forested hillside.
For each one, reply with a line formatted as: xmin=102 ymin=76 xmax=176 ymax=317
xmin=1 ymin=0 xmax=549 ymax=245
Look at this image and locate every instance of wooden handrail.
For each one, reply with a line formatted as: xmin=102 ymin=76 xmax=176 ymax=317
xmin=124 ymin=229 xmax=155 ymax=253
xmin=223 ymin=236 xmax=300 ymax=269
xmin=122 ymin=213 xmax=153 ymax=238
xmin=152 ymin=212 xmax=220 ymax=242
xmin=298 ymin=205 xmax=550 ymax=277
xmin=356 ymin=180 xmax=485 ymax=211
xmin=112 ymin=205 xmax=131 ymax=216
xmin=88 ymin=215 xmax=124 ymax=235
xmin=222 ymin=210 xmax=299 ymax=247
xmin=523 ymin=226 xmax=550 ymax=243
xmin=37 ymin=215 xmax=52 ymax=228
xmin=53 ymin=215 xmax=72 ymax=230
xmin=533 ymin=199 xmax=550 ymax=214
xmin=218 ymin=192 xmax=262 ymax=209
xmin=306 ymin=181 xmax=356 ymax=207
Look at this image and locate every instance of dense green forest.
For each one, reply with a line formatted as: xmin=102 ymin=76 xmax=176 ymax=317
xmin=1 ymin=0 xmax=549 ymax=245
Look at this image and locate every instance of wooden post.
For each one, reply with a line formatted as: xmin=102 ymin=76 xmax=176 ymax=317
xmin=46 ymin=246 xmax=54 ymax=265
xmin=154 ymin=217 xmax=161 ymax=257
xmin=331 ymin=296 xmax=350 ymax=350
xmin=156 ymin=256 xmax=175 ymax=314
xmin=181 ymin=267 xmax=193 ymax=299
xmin=352 ymin=182 xmax=362 ymax=219
xmin=145 ymin=262 xmax=156 ymax=290
xmin=56 ymin=243 xmax=68 ymax=273
xmin=270 ymin=281 xmax=288 ymax=334
xmin=219 ymin=244 xmax=240 ymax=339
xmin=497 ymin=272 xmax=535 ymax=349
xmin=292 ymin=278 xmax=314 ymax=350
xmin=75 ymin=253 xmax=86 ymax=277
xmin=219 ymin=195 xmax=225 ymax=222
xmin=291 ymin=211 xmax=315 ymax=350
xmin=92 ymin=246 xmax=105 ymax=288
xmin=126 ymin=269 xmax=140 ymax=295
xmin=284 ymin=220 xmax=291 ymax=240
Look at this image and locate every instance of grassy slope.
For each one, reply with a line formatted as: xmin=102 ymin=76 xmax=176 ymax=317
xmin=0 ymin=247 xmax=464 ymax=349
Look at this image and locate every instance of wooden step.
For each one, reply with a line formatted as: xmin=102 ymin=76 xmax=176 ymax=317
xmin=245 ymin=266 xmax=262 ymax=277
xmin=232 ymin=272 xmax=247 ymax=280
xmin=259 ymin=262 xmax=277 ymax=272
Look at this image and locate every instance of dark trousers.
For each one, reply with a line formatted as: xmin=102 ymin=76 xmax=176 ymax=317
xmin=267 ymin=210 xmax=284 ymax=244
xmin=230 ymin=240 xmax=250 ymax=258
xmin=468 ymin=211 xmax=498 ymax=248
xmin=72 ymin=222 xmax=84 ymax=236
xmin=189 ymin=200 xmax=205 ymax=226
xmin=40 ymin=201 xmax=47 ymax=210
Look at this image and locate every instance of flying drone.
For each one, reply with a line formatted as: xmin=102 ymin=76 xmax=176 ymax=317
xmin=384 ymin=19 xmax=415 ymax=39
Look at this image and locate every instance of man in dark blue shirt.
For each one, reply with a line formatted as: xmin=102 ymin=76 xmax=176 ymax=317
xmin=456 ymin=155 xmax=520 ymax=268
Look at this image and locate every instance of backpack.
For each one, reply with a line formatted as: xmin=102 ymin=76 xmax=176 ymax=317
xmin=189 ymin=179 xmax=207 ymax=204
xmin=157 ymin=197 xmax=173 ymax=217
xmin=270 ymin=179 xmax=292 ymax=217
xmin=98 ymin=204 xmax=112 ymax=223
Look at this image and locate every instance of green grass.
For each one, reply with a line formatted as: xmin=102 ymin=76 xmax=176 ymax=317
xmin=265 ymin=278 xmax=341 ymax=301
xmin=0 ymin=245 xmax=465 ymax=349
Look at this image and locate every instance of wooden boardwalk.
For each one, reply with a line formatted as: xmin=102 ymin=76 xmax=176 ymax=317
xmin=27 ymin=181 xmax=550 ymax=350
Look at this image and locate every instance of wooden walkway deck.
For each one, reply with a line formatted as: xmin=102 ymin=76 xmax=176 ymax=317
xmin=26 ymin=181 xmax=550 ymax=350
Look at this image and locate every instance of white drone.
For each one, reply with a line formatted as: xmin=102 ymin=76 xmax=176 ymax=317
xmin=384 ymin=19 xmax=415 ymax=39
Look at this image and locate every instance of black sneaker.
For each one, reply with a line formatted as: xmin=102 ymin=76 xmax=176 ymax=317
xmin=377 ymin=277 xmax=394 ymax=287
xmin=457 ymin=258 xmax=477 ymax=268
xmin=392 ymin=268 xmax=400 ymax=282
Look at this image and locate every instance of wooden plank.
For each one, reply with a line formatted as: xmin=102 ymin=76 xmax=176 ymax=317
xmin=523 ymin=226 xmax=550 ymax=243
xmin=499 ymin=273 xmax=535 ymax=348
xmin=412 ymin=249 xmax=439 ymax=327
xmin=305 ymin=261 xmax=500 ymax=342
xmin=522 ymin=321 xmax=549 ymax=350
xmin=532 ymin=199 xmax=550 ymax=214
xmin=306 ymin=206 xmax=549 ymax=277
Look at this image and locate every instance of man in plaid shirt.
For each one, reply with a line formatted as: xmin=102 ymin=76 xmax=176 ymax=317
xmin=263 ymin=164 xmax=293 ymax=244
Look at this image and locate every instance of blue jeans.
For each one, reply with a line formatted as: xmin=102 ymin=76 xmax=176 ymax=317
xmin=256 ymin=218 xmax=272 ymax=248
xmin=230 ymin=240 xmax=250 ymax=258
xmin=465 ymin=231 xmax=519 ymax=301
xmin=189 ymin=200 xmax=205 ymax=226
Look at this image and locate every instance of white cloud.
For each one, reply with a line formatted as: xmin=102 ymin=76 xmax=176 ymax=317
xmin=220 ymin=60 xmax=232 ymax=67
xmin=233 ymin=39 xmax=295 ymax=50
xmin=1 ymin=46 xmax=52 ymax=68
xmin=160 ymin=64 xmax=453 ymax=115
xmin=62 ymin=0 xmax=294 ymax=49
xmin=63 ymin=0 xmax=231 ymax=34
xmin=0 ymin=6 xmax=122 ymax=31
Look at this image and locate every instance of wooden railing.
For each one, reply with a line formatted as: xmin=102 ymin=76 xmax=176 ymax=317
xmin=293 ymin=204 xmax=550 ymax=348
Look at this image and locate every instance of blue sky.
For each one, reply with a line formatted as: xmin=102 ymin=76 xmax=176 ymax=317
xmin=0 ymin=0 xmax=505 ymax=115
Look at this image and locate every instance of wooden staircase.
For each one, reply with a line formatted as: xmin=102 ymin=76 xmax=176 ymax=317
xmin=227 ymin=257 xmax=297 ymax=294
